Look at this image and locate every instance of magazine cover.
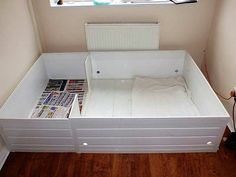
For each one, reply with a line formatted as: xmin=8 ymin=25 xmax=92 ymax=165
xmin=31 ymin=79 xmax=87 ymax=118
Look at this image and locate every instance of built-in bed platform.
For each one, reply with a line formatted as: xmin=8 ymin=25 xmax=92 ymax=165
xmin=0 ymin=51 xmax=229 ymax=153
xmin=83 ymin=77 xmax=199 ymax=117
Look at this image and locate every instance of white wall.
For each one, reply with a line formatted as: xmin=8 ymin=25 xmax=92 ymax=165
xmin=205 ymin=0 xmax=236 ymax=131
xmin=0 ymin=0 xmax=41 ymax=107
xmin=32 ymin=0 xmax=216 ymax=67
xmin=0 ymin=0 xmax=42 ymax=158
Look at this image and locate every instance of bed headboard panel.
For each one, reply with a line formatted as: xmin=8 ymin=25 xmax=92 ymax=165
xmin=90 ymin=51 xmax=185 ymax=79
xmin=85 ymin=23 xmax=160 ymax=51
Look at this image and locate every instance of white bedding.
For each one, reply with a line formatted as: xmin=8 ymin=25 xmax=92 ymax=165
xmin=83 ymin=76 xmax=199 ymax=117
xmin=132 ymin=76 xmax=200 ymax=116
xmin=83 ymin=79 xmax=133 ymax=117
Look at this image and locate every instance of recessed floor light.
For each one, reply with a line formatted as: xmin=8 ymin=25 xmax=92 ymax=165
xmin=207 ymin=141 xmax=213 ymax=145
xmin=82 ymin=143 xmax=88 ymax=146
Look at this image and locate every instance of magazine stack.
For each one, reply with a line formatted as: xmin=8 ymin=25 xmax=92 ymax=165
xmin=31 ymin=79 xmax=87 ymax=118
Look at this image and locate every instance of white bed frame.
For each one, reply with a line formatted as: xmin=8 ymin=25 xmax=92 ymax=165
xmin=0 ymin=50 xmax=229 ymax=153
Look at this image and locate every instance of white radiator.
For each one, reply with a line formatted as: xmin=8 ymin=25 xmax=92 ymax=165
xmin=85 ymin=23 xmax=160 ymax=51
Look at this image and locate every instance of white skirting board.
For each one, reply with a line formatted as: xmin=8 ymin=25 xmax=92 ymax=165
xmin=0 ymin=146 xmax=9 ymax=170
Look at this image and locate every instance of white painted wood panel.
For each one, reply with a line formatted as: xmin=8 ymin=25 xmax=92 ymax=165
xmin=0 ymin=119 xmax=70 ymax=129
xmin=71 ymin=118 xmax=227 ymax=129
xmin=0 ymin=59 xmax=48 ymax=119
xmin=77 ymin=136 xmax=217 ymax=146
xmin=8 ymin=137 xmax=73 ymax=145
xmin=90 ymin=51 xmax=185 ymax=79
xmin=76 ymin=128 xmax=221 ymax=137
xmin=11 ymin=145 xmax=74 ymax=152
xmin=0 ymin=146 xmax=9 ymax=170
xmin=0 ymin=51 xmax=229 ymax=153
xmin=4 ymin=128 xmax=72 ymax=137
xmin=79 ymin=145 xmax=217 ymax=153
xmin=183 ymin=53 xmax=229 ymax=117
xmin=85 ymin=55 xmax=92 ymax=91
xmin=43 ymin=52 xmax=88 ymax=79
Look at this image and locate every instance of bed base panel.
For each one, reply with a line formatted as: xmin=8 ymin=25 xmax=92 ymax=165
xmin=70 ymin=117 xmax=227 ymax=153
xmin=78 ymin=146 xmax=217 ymax=153
xmin=71 ymin=117 xmax=228 ymax=129
xmin=0 ymin=119 xmax=74 ymax=152
xmin=0 ymin=117 xmax=227 ymax=152
xmin=10 ymin=145 xmax=75 ymax=152
xmin=0 ymin=51 xmax=229 ymax=153
xmin=76 ymin=128 xmax=222 ymax=137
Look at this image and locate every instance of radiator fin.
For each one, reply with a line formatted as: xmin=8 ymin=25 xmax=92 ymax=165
xmin=85 ymin=23 xmax=160 ymax=51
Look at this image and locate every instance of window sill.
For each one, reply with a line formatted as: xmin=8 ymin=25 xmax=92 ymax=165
xmin=50 ymin=1 xmax=174 ymax=7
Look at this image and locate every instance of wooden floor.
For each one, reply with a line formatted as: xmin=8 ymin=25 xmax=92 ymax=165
xmin=1 ymin=143 xmax=236 ymax=177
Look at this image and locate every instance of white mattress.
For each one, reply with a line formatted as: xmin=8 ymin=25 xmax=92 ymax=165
xmin=83 ymin=79 xmax=133 ymax=117
xmin=132 ymin=76 xmax=200 ymax=116
xmin=83 ymin=77 xmax=199 ymax=117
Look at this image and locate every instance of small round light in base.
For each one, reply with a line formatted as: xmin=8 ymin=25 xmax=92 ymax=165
xmin=82 ymin=143 xmax=88 ymax=146
xmin=207 ymin=141 xmax=213 ymax=145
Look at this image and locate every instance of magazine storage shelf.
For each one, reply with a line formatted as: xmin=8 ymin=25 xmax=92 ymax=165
xmin=0 ymin=51 xmax=229 ymax=153
xmin=0 ymin=53 xmax=87 ymax=152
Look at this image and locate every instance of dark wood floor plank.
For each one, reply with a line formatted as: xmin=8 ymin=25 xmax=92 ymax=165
xmin=78 ymin=153 xmax=94 ymax=177
xmin=91 ymin=154 xmax=113 ymax=177
xmin=1 ymin=144 xmax=236 ymax=177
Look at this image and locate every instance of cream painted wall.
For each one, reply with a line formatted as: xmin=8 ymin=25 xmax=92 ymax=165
xmin=32 ymin=0 xmax=216 ymax=67
xmin=0 ymin=0 xmax=41 ymax=107
xmin=206 ymin=0 xmax=236 ymax=131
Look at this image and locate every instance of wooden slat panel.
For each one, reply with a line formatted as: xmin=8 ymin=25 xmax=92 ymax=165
xmin=0 ymin=119 xmax=70 ymax=129
xmin=79 ymin=145 xmax=216 ymax=153
xmin=4 ymin=129 xmax=72 ymax=137
xmin=11 ymin=144 xmax=74 ymax=152
xmin=77 ymin=136 xmax=217 ymax=146
xmin=72 ymin=118 xmax=227 ymax=129
xmin=76 ymin=128 xmax=221 ymax=137
xmin=8 ymin=137 xmax=73 ymax=145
